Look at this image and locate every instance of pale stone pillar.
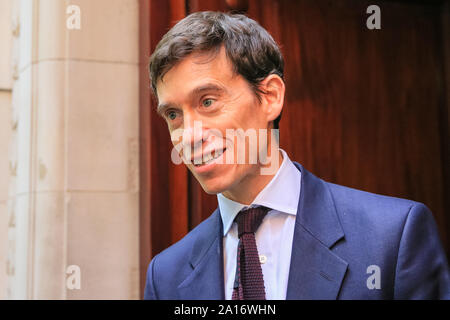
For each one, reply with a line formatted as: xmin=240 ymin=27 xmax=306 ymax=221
xmin=0 ymin=0 xmax=13 ymax=301
xmin=6 ymin=0 xmax=140 ymax=299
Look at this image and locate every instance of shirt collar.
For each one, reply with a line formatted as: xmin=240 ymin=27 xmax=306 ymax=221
xmin=217 ymin=149 xmax=301 ymax=236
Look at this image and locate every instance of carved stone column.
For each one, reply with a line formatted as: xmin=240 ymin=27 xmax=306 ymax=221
xmin=0 ymin=0 xmax=13 ymax=302
xmin=5 ymin=0 xmax=140 ymax=299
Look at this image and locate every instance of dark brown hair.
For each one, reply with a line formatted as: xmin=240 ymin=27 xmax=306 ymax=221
xmin=149 ymin=11 xmax=284 ymax=129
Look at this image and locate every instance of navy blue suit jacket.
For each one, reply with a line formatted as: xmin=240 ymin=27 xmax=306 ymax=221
xmin=144 ymin=162 xmax=450 ymax=299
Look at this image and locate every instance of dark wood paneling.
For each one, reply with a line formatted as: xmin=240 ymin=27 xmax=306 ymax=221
xmin=189 ymin=0 xmax=229 ymax=12
xmin=270 ymin=0 xmax=448 ymax=253
xmin=138 ymin=0 xmax=153 ymax=298
xmin=440 ymin=1 xmax=450 ymax=256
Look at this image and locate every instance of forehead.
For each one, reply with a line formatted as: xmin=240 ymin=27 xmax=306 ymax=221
xmin=156 ymin=47 xmax=236 ymax=99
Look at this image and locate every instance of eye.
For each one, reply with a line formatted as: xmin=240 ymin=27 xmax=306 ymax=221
xmin=167 ymin=110 xmax=177 ymax=120
xmin=202 ymin=98 xmax=214 ymax=108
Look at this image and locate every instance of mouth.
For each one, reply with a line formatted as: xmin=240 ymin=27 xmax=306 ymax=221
xmin=192 ymin=148 xmax=226 ymax=167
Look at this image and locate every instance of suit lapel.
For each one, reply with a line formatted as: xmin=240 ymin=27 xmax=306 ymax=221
xmin=177 ymin=209 xmax=225 ymax=299
xmin=287 ymin=163 xmax=348 ymax=299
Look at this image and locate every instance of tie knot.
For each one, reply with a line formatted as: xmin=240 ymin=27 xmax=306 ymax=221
xmin=235 ymin=206 xmax=269 ymax=238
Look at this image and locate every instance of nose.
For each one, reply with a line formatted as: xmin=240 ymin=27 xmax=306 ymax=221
xmin=181 ymin=111 xmax=205 ymax=158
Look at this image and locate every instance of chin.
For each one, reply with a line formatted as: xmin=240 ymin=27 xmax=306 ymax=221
xmin=197 ymin=176 xmax=232 ymax=195
xmin=191 ymin=165 xmax=243 ymax=195
xmin=199 ymin=181 xmax=227 ymax=195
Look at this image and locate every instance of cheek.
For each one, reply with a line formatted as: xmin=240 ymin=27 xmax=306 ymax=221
xmin=220 ymin=91 xmax=258 ymax=123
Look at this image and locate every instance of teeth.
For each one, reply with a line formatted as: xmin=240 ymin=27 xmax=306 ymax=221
xmin=194 ymin=150 xmax=223 ymax=166
xmin=205 ymin=153 xmax=217 ymax=163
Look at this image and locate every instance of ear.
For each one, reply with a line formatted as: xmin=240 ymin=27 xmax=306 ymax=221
xmin=259 ymin=74 xmax=285 ymax=126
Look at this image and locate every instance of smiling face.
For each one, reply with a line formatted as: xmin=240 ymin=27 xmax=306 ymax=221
xmin=156 ymin=47 xmax=284 ymax=204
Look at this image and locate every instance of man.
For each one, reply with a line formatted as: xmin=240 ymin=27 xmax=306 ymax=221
xmin=144 ymin=11 xmax=449 ymax=299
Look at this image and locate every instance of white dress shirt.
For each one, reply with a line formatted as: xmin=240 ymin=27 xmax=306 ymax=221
xmin=217 ymin=149 xmax=301 ymax=300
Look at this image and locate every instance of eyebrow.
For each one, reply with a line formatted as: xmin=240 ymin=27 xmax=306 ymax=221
xmin=157 ymin=83 xmax=226 ymax=116
xmin=192 ymin=83 xmax=225 ymax=96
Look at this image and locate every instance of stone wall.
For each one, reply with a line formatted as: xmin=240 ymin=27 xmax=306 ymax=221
xmin=0 ymin=0 xmax=140 ymax=299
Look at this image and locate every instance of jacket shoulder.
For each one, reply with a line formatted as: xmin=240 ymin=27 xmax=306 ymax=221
xmin=154 ymin=210 xmax=218 ymax=264
xmin=325 ymin=181 xmax=422 ymax=227
xmin=144 ymin=210 xmax=219 ymax=299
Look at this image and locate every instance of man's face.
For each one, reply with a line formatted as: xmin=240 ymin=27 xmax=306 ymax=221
xmin=156 ymin=47 xmax=273 ymax=196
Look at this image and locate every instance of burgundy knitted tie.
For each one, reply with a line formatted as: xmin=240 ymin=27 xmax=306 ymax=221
xmin=232 ymin=206 xmax=269 ymax=300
